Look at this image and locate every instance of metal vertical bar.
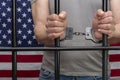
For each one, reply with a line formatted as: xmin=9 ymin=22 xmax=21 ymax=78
xmin=12 ymin=0 xmax=17 ymax=80
xmin=54 ymin=0 xmax=60 ymax=80
xmin=102 ymin=0 xmax=109 ymax=80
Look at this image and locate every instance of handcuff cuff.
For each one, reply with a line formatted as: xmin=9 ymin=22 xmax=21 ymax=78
xmin=61 ymin=27 xmax=102 ymax=43
xmin=85 ymin=27 xmax=102 ymax=43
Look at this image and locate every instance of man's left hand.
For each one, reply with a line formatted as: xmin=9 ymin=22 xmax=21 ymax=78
xmin=92 ymin=9 xmax=115 ymax=40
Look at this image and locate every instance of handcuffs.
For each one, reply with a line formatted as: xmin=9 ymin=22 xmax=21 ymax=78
xmin=85 ymin=27 xmax=102 ymax=43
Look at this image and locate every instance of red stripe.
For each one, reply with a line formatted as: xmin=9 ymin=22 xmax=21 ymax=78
xmin=111 ymin=69 xmax=120 ymax=77
xmin=0 ymin=70 xmax=119 ymax=77
xmin=110 ymin=43 xmax=120 ymax=46
xmin=0 ymin=55 xmax=43 ymax=62
xmin=109 ymin=54 xmax=120 ymax=62
xmin=0 ymin=70 xmax=40 ymax=77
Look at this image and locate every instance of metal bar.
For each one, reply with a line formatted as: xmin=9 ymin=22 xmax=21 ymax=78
xmin=54 ymin=0 xmax=60 ymax=80
xmin=0 ymin=46 xmax=120 ymax=51
xmin=12 ymin=0 xmax=17 ymax=80
xmin=102 ymin=0 xmax=109 ymax=80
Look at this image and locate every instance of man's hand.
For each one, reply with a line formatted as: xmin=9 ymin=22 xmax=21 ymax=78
xmin=46 ymin=11 xmax=67 ymax=40
xmin=92 ymin=9 xmax=115 ymax=40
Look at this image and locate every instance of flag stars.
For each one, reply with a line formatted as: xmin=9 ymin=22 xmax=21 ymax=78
xmin=33 ymin=35 xmax=36 ymax=39
xmin=17 ymin=0 xmax=21 ymax=1
xmin=32 ymin=24 xmax=35 ymax=28
xmin=7 ymin=29 xmax=12 ymax=34
xmin=17 ymin=18 xmax=22 ymax=23
xmin=18 ymin=29 xmax=22 ymax=34
xmin=7 ymin=18 xmax=12 ymax=22
xmin=28 ymin=18 xmax=32 ymax=23
xmin=22 ymin=35 xmax=27 ymax=39
xmin=2 ymin=23 xmax=7 ymax=28
xmin=22 ymin=13 xmax=27 ymax=18
xmin=18 ymin=40 xmax=22 ymax=45
xmin=27 ymin=29 xmax=32 ymax=34
xmin=28 ymin=40 xmax=32 ymax=45
xmin=1 ymin=12 xmax=6 ymax=17
xmin=17 ymin=7 xmax=22 ymax=12
xmin=22 ymin=2 xmax=27 ymax=7
xmin=27 ymin=8 xmax=31 ymax=12
xmin=0 ymin=41 xmax=2 ymax=44
xmin=7 ymin=0 xmax=11 ymax=1
xmin=23 ymin=23 xmax=27 ymax=28
xmin=2 ymin=34 xmax=7 ymax=39
xmin=1 ymin=2 xmax=6 ymax=7
xmin=7 ymin=40 xmax=11 ymax=44
xmin=0 ymin=30 xmax=2 ymax=34
xmin=0 ymin=1 xmax=40 ymax=46
xmin=7 ymin=7 xmax=11 ymax=12
xmin=27 ymin=0 xmax=31 ymax=2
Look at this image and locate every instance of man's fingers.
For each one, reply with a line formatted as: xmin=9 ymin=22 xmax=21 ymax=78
xmin=98 ymin=16 xmax=113 ymax=24
xmin=98 ymin=24 xmax=112 ymax=30
xmin=46 ymin=20 xmax=64 ymax=27
xmin=96 ymin=9 xmax=112 ymax=19
xmin=46 ymin=26 xmax=64 ymax=33
xmin=98 ymin=29 xmax=112 ymax=36
xmin=48 ymin=32 xmax=64 ymax=39
xmin=47 ymin=14 xmax=59 ymax=21
xmin=47 ymin=11 xmax=67 ymax=21
xmin=96 ymin=9 xmax=105 ymax=18
xmin=59 ymin=11 xmax=67 ymax=20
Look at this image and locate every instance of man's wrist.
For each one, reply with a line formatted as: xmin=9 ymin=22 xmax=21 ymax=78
xmin=85 ymin=27 xmax=102 ymax=43
xmin=60 ymin=31 xmax=66 ymax=41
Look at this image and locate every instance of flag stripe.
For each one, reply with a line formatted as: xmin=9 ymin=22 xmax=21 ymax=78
xmin=0 ymin=69 xmax=119 ymax=77
xmin=111 ymin=77 xmax=120 ymax=80
xmin=0 ymin=55 xmax=43 ymax=62
xmin=0 ymin=78 xmax=39 ymax=80
xmin=0 ymin=70 xmax=40 ymax=77
xmin=0 ymin=54 xmax=119 ymax=62
xmin=110 ymin=43 xmax=120 ymax=46
xmin=0 ymin=51 xmax=43 ymax=55
xmin=0 ymin=63 xmax=42 ymax=70
xmin=111 ymin=69 xmax=120 ymax=77
xmin=110 ymin=62 xmax=120 ymax=69
xmin=109 ymin=54 xmax=120 ymax=62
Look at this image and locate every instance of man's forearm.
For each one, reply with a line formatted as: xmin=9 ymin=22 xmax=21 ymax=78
xmin=34 ymin=22 xmax=54 ymax=46
xmin=109 ymin=23 xmax=120 ymax=44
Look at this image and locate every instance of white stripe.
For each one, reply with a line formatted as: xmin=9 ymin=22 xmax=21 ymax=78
xmin=0 ymin=51 xmax=43 ymax=55
xmin=109 ymin=51 xmax=120 ymax=55
xmin=0 ymin=63 xmax=42 ymax=70
xmin=0 ymin=52 xmax=11 ymax=55
xmin=18 ymin=78 xmax=39 ymax=80
xmin=17 ymin=51 xmax=43 ymax=55
xmin=110 ymin=77 xmax=120 ymax=80
xmin=0 ymin=78 xmax=39 ymax=80
xmin=110 ymin=62 xmax=120 ymax=69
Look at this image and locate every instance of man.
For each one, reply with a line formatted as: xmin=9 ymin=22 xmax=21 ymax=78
xmin=31 ymin=0 xmax=120 ymax=80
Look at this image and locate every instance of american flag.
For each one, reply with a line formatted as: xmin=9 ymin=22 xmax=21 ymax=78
xmin=0 ymin=0 xmax=120 ymax=80
xmin=0 ymin=0 xmax=43 ymax=80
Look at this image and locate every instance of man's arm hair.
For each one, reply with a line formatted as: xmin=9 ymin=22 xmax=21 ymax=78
xmin=109 ymin=0 xmax=120 ymax=44
xmin=31 ymin=0 xmax=54 ymax=46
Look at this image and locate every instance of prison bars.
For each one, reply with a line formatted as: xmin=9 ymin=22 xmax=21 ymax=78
xmin=12 ymin=0 xmax=17 ymax=80
xmin=7 ymin=0 xmax=120 ymax=80
xmin=102 ymin=0 xmax=109 ymax=80
xmin=54 ymin=0 xmax=60 ymax=80
xmin=0 ymin=46 xmax=120 ymax=51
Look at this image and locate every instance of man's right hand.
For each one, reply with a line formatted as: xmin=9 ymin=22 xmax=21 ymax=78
xmin=46 ymin=11 xmax=67 ymax=40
